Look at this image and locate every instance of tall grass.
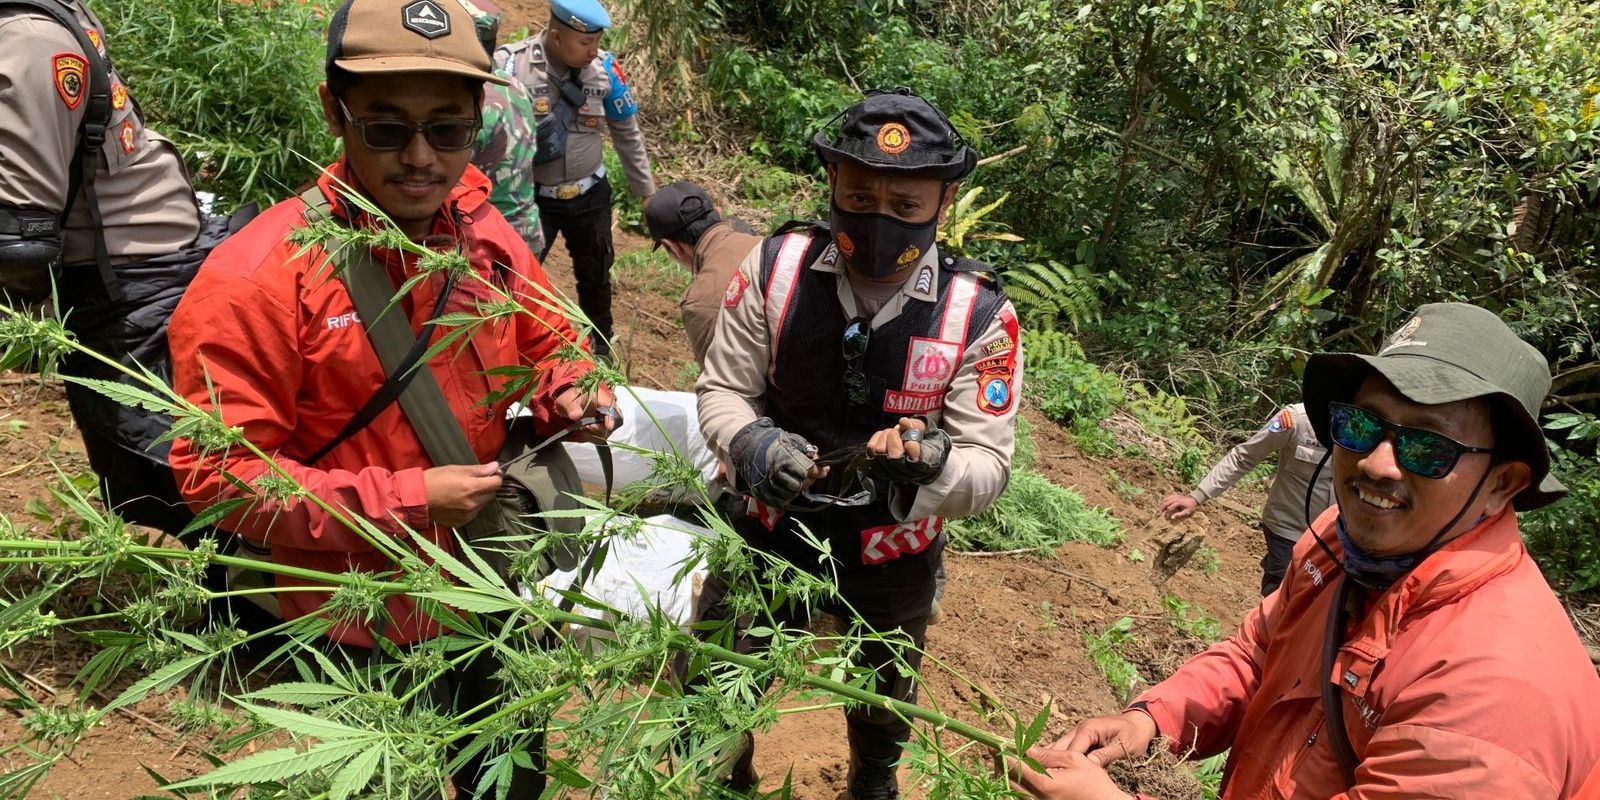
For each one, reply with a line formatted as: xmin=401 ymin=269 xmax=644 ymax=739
xmin=96 ymin=0 xmax=340 ymax=211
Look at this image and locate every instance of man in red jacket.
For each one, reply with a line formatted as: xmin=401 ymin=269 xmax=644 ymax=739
xmin=1016 ymin=303 xmax=1600 ymax=800
xmin=167 ymin=0 xmax=613 ymax=795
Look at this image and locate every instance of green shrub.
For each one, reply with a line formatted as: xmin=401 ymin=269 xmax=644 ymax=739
xmin=1085 ymin=617 xmax=1141 ymax=704
xmin=1023 ymin=330 xmax=1125 ymax=428
xmin=96 ymin=0 xmax=339 ymax=211
xmin=946 ymin=470 xmax=1122 ymax=554
xmin=1162 ymin=595 xmax=1222 ymax=643
xmin=612 ymin=249 xmax=691 ymax=299
xmin=1523 ymin=449 xmax=1600 ymax=593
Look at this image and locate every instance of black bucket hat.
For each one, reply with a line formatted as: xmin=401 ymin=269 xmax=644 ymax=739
xmin=812 ymin=87 xmax=978 ymax=180
xmin=1302 ymin=302 xmax=1566 ymax=511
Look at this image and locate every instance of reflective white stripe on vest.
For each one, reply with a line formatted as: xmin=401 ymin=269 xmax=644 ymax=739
xmin=938 ymin=272 xmax=980 ymax=345
xmin=764 ymin=232 xmax=811 ymax=381
xmin=860 ymin=517 xmax=944 ymax=565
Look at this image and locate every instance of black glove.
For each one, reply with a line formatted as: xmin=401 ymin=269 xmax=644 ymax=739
xmin=868 ymin=424 xmax=952 ymax=486
xmin=728 ymin=418 xmax=818 ymax=507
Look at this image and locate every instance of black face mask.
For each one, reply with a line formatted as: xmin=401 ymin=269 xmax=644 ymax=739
xmin=829 ymin=203 xmax=938 ymax=280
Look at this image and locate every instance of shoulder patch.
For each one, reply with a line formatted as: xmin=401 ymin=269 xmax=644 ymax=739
xmin=977 ymin=366 xmax=1015 ymax=417
xmin=723 ymin=269 xmax=750 ymax=308
xmin=1268 ymin=408 xmax=1294 ymax=433
xmin=53 ymin=53 xmax=87 ymax=111
xmin=111 ymin=81 xmax=127 ymax=110
xmin=85 ymin=28 xmax=103 ymax=52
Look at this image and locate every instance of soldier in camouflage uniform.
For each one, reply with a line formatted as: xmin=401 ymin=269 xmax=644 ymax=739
xmin=460 ymin=0 xmax=543 ymax=255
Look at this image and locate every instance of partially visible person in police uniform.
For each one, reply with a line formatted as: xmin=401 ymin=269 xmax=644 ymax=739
xmin=494 ymin=0 xmax=656 ymax=358
xmin=459 ymin=0 xmax=544 ymax=255
xmin=1159 ymin=402 xmax=1335 ymax=595
xmin=0 ymin=0 xmax=227 ymax=534
xmin=643 ymin=180 xmax=759 ymax=365
xmin=692 ymin=88 xmax=1023 ymax=799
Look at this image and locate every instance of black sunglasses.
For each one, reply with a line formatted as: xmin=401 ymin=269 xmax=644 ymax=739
xmin=843 ymin=317 xmax=870 ymax=406
xmin=338 ymin=100 xmax=481 ymax=152
xmin=1328 ymin=402 xmax=1494 ymax=480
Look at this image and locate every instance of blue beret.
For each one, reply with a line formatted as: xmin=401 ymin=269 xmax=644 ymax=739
xmin=551 ymin=0 xmax=610 ymax=32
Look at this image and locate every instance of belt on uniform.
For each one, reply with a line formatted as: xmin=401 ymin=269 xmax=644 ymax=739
xmin=537 ymin=166 xmax=607 ymax=200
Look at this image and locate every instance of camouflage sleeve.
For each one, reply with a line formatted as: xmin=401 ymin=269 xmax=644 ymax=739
xmin=472 ymin=78 xmax=544 ymax=254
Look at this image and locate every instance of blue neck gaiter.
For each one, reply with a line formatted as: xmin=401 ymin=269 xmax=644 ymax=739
xmin=1335 ymin=516 xmax=1427 ymax=591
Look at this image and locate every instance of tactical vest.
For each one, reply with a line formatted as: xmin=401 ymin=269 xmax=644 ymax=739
xmin=747 ymin=222 xmax=1008 ymax=566
xmin=495 ymin=36 xmax=609 ymax=162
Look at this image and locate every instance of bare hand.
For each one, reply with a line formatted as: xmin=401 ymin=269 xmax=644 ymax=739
xmin=424 ymin=463 xmax=502 ymax=528
xmin=1045 ymin=711 xmax=1160 ymax=768
xmin=1158 ymin=493 xmax=1199 ymax=520
xmin=866 ymin=417 xmax=927 ymax=461
xmin=1009 ymin=747 xmax=1133 ymax=800
xmin=555 ymin=384 xmax=620 ymax=443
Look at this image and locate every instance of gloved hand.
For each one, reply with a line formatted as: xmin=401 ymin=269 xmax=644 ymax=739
xmin=867 ymin=420 xmax=952 ymax=486
xmin=728 ymin=417 xmax=820 ymax=507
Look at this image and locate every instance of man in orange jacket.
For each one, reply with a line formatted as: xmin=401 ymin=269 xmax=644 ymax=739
xmin=167 ymin=0 xmax=613 ymax=795
xmin=1016 ymin=303 xmax=1600 ymax=800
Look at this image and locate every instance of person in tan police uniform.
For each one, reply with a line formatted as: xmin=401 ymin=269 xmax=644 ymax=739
xmin=642 ymin=180 xmax=760 ymax=365
xmin=1159 ymin=402 xmax=1335 ymax=594
xmin=493 ymin=0 xmax=655 ymax=359
xmin=0 ymin=0 xmax=222 ymax=536
xmin=690 ymin=88 xmax=1023 ymax=800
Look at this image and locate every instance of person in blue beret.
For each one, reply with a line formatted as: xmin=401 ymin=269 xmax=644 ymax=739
xmin=494 ymin=0 xmax=656 ymax=361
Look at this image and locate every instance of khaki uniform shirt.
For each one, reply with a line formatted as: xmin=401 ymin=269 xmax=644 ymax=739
xmin=495 ymin=32 xmax=655 ymax=197
xmin=1191 ymin=403 xmax=1334 ymax=541
xmin=680 ymin=220 xmax=761 ymax=365
xmin=697 ymin=243 xmax=1022 ymax=522
xmin=0 ymin=1 xmax=198 ymax=265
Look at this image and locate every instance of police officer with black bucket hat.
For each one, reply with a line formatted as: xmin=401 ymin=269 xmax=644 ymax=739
xmin=688 ymin=88 xmax=1024 ymax=799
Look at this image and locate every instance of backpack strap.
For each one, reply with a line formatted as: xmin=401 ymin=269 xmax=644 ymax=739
xmin=1321 ymin=575 xmax=1362 ymax=788
xmin=1 ymin=0 xmax=119 ymax=301
xmin=299 ymin=187 xmax=455 ymax=466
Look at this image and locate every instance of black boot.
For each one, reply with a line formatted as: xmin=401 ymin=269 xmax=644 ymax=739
xmin=846 ymin=751 xmax=899 ymax=800
xmin=716 ymin=733 xmax=758 ymax=796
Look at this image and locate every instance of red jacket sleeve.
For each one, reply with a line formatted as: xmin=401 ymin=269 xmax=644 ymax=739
xmin=1134 ymin=582 xmax=1282 ymax=759
xmin=167 ymin=266 xmax=431 ymax=552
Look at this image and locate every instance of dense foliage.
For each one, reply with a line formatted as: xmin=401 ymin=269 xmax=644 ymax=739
xmin=619 ymin=0 xmax=1600 ymax=591
xmin=96 ymin=0 xmax=339 ymax=210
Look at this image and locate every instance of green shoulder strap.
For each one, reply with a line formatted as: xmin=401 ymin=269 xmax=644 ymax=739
xmin=297 ymin=188 xmax=507 ymax=545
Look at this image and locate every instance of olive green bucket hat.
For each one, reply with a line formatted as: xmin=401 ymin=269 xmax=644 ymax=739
xmin=1302 ymin=302 xmax=1566 ymax=511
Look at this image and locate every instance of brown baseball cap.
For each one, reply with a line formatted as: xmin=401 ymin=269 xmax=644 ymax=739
xmin=326 ymin=0 xmax=509 ymax=85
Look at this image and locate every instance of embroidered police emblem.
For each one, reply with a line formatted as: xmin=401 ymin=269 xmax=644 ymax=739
xmin=111 ymin=82 xmax=127 ymax=110
xmin=584 ymin=116 xmax=600 ymax=128
xmin=978 ymin=373 xmax=1013 ymax=416
xmin=118 ymin=120 xmax=136 ymax=154
xmin=53 ymin=53 xmax=87 ymax=110
xmin=876 ymin=122 xmax=911 ymax=156
xmin=836 ymin=231 xmax=856 ymax=257
xmin=534 ymin=97 xmax=551 ymax=114
xmin=897 ymin=245 xmax=921 ymax=266
xmin=1267 ymin=408 xmax=1294 ymax=434
xmin=85 ymin=28 xmax=103 ymax=52
xmin=401 ymin=0 xmax=451 ymax=39
xmin=723 ymin=270 xmax=750 ymax=308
